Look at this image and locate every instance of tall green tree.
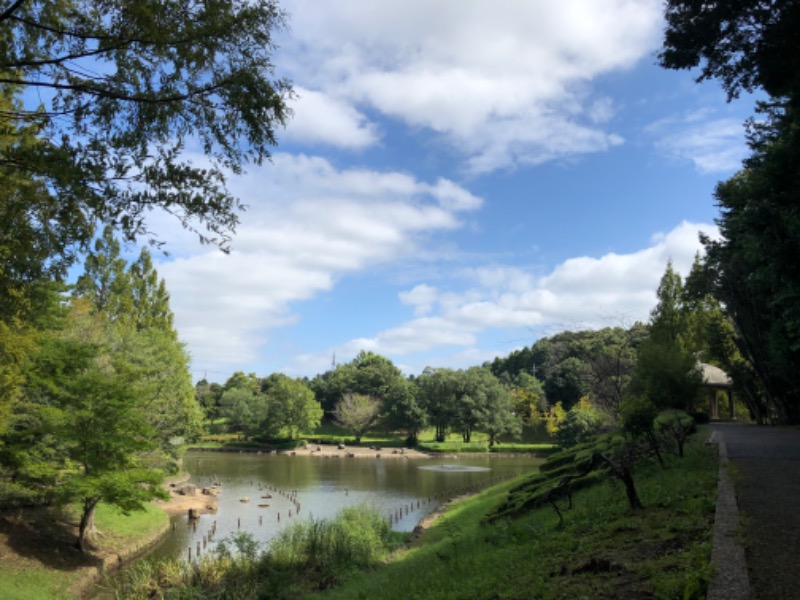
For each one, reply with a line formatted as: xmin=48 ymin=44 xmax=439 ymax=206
xmin=416 ymin=367 xmax=459 ymax=442
xmin=0 ymin=0 xmax=292 ymax=254
xmin=382 ymin=378 xmax=428 ymax=446
xmin=74 ymin=226 xmax=133 ymax=319
xmin=703 ymin=110 xmax=800 ymax=423
xmin=265 ymin=375 xmax=323 ymax=440
xmin=130 ymin=248 xmax=174 ymax=334
xmin=629 ymin=263 xmax=702 ymax=413
xmin=660 ymin=0 xmax=800 ymax=423
xmin=19 ymin=300 xmax=167 ymax=552
xmin=74 ymin=229 xmax=202 ymax=451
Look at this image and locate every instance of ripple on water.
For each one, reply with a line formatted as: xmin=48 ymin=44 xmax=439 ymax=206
xmin=417 ymin=464 xmax=491 ymax=473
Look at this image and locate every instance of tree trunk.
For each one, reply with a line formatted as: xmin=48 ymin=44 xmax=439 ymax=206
xmin=76 ymin=496 xmax=101 ymax=552
xmin=594 ymin=452 xmax=643 ymax=510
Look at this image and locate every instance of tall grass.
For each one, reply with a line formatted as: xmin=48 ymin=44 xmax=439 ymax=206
xmin=113 ymin=505 xmax=399 ymax=599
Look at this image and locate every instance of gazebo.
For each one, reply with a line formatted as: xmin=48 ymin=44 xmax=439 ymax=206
xmin=697 ymin=362 xmax=734 ymax=420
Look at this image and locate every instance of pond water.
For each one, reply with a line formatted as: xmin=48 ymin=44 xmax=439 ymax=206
xmin=147 ymin=450 xmax=543 ymax=562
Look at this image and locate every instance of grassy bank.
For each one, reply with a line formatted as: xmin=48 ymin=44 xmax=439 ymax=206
xmin=194 ymin=423 xmax=558 ymax=455
xmin=315 ymin=432 xmax=717 ymax=600
xmin=0 ymin=502 xmax=169 ymax=600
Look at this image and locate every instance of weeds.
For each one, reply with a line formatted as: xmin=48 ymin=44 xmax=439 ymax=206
xmin=112 ymin=505 xmax=396 ymax=598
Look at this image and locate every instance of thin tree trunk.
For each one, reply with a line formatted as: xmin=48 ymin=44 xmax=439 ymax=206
xmin=76 ymin=496 xmax=101 ymax=552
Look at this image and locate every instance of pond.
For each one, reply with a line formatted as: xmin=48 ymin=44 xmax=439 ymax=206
xmin=147 ymin=450 xmax=543 ymax=562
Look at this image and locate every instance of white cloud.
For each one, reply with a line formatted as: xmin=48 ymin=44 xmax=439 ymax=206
xmin=155 ymin=154 xmax=483 ymax=375
xmin=280 ymin=0 xmax=663 ymax=172
xmin=399 ymin=284 xmax=438 ymax=317
xmin=647 ymin=112 xmax=747 ymax=174
xmin=282 ymin=86 xmax=380 ymax=149
xmin=321 ymin=221 xmax=715 ymax=366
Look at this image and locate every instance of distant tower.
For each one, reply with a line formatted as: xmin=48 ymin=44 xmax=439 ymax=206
xmin=332 ymin=352 xmax=337 ymax=369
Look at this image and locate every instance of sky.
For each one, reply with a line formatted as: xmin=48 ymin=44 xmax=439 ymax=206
xmin=145 ymin=0 xmax=758 ymax=384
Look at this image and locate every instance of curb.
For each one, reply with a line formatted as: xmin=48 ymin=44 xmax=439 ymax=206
xmin=707 ymin=429 xmax=751 ymax=600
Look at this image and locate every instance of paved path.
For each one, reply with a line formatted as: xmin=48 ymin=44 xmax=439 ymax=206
xmin=711 ymin=423 xmax=800 ymax=600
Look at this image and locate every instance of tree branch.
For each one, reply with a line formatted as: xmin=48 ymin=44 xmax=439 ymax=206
xmin=0 ymin=76 xmax=232 ymax=104
xmin=0 ymin=0 xmax=25 ymax=25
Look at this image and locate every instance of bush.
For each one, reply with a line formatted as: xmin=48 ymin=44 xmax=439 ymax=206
xmin=655 ymin=409 xmax=696 ymax=458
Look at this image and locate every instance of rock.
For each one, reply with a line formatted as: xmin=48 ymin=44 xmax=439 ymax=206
xmin=338 ymin=443 xmax=346 ymax=450
xmin=240 ymin=497 xmax=250 ymax=503
xmin=178 ymin=484 xmax=197 ymax=496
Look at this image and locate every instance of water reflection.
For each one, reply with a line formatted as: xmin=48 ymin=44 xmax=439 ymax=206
xmin=148 ymin=451 xmax=541 ymax=562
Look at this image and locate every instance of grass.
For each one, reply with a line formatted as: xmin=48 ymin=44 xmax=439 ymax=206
xmin=314 ymin=431 xmax=718 ymax=600
xmin=196 ymin=423 xmax=558 ymax=455
xmin=113 ymin=505 xmax=407 ymax=599
xmin=0 ymin=502 xmax=169 ymax=600
xmin=93 ymin=502 xmax=169 ymax=553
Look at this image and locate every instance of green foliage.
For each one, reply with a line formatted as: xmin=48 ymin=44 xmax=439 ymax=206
xmin=219 ymin=386 xmax=263 ymax=434
xmin=489 ymin=325 xmax=647 ymax=416
xmin=265 ymin=375 xmax=323 ymax=440
xmin=543 ymin=357 xmax=591 ymax=411
xmin=659 ymin=0 xmax=800 ymax=424
xmin=333 ymin=393 xmax=382 ymax=443
xmin=655 ymin=409 xmax=696 ymax=458
xmin=556 ymin=398 xmax=604 ymax=448
xmin=659 ymin=0 xmax=800 ymax=100
xmin=0 ymin=0 xmax=292 ymax=252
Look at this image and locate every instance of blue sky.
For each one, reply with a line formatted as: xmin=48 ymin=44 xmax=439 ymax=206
xmin=146 ymin=0 xmax=758 ymax=383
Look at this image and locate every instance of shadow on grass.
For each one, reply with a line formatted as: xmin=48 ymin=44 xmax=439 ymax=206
xmin=0 ymin=506 xmax=105 ymax=572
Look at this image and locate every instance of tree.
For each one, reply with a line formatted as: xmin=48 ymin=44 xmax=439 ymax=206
xmin=20 ymin=300 xmax=167 ymax=551
xmin=703 ymin=111 xmax=800 ymax=423
xmin=326 ymin=352 xmax=406 ymax=413
xmin=0 ymin=0 xmax=292 ymax=256
xmin=416 ymin=367 xmax=459 ymax=442
xmin=659 ymin=0 xmax=800 ymax=101
xmin=129 ymin=248 xmax=175 ymax=334
xmin=382 ymin=378 xmax=427 ymax=446
xmin=543 ymin=357 xmax=591 ymax=411
xmin=556 ymin=397 xmax=604 ymax=449
xmin=659 ymin=0 xmax=800 ymax=424
xmin=332 ymin=393 xmax=382 ymax=444
xmin=629 ymin=262 xmax=702 ymax=414
xmin=508 ymin=372 xmax=545 ymax=425
xmin=220 ymin=386 xmax=261 ymax=436
xmin=474 ymin=377 xmax=521 ymax=446
xmin=265 ymin=375 xmax=322 ymax=440
xmin=74 ymin=226 xmax=133 ymax=318
xmin=74 ymin=228 xmax=202 ymax=455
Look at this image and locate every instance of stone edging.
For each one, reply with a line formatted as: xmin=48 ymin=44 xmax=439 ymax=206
xmin=706 ymin=430 xmax=751 ymax=600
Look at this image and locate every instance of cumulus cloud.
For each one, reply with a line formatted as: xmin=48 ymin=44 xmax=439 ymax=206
xmin=155 ymin=154 xmax=483 ymax=375
xmin=282 ymin=86 xmax=380 ymax=149
xmin=321 ymin=221 xmax=716 ymax=367
xmin=279 ymin=0 xmax=662 ymax=172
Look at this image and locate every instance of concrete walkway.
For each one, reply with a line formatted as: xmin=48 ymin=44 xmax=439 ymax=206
xmin=708 ymin=423 xmax=800 ymax=600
